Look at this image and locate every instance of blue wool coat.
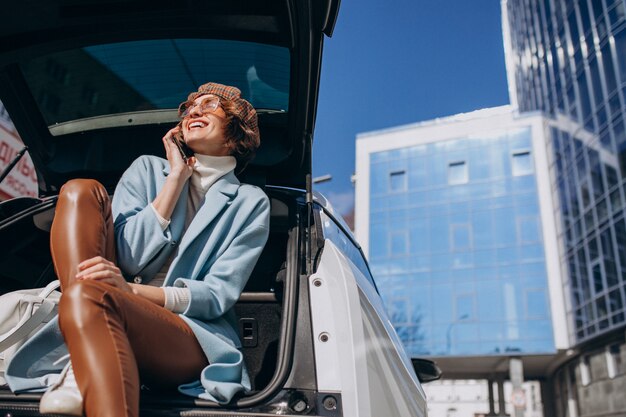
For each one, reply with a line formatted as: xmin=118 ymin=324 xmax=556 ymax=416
xmin=6 ymin=155 xmax=270 ymax=404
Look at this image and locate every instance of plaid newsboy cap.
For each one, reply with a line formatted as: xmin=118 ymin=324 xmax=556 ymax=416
xmin=187 ymin=82 xmax=259 ymax=140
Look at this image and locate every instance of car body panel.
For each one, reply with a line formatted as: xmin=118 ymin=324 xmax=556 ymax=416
xmin=310 ymin=239 xmax=428 ymax=417
xmin=309 ymin=239 xmax=372 ymax=417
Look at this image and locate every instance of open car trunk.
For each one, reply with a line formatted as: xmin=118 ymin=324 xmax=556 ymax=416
xmin=0 ymin=0 xmax=340 ymax=195
xmin=0 ymin=0 xmax=342 ymax=413
xmin=0 ymin=186 xmax=315 ymax=415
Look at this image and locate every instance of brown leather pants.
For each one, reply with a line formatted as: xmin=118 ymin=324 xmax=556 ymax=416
xmin=50 ymin=179 xmax=208 ymax=417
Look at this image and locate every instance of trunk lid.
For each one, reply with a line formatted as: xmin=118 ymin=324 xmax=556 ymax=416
xmin=0 ymin=0 xmax=340 ymax=194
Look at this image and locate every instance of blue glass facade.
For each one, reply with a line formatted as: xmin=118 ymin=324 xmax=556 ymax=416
xmin=506 ymin=0 xmax=626 ymax=343
xmin=549 ymin=126 xmax=626 ymax=341
xmin=368 ymin=127 xmax=556 ymax=356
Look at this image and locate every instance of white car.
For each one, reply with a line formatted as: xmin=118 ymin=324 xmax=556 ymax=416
xmin=0 ymin=1 xmax=440 ymax=415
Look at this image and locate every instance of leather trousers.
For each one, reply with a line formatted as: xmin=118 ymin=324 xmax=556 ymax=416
xmin=50 ymin=179 xmax=208 ymax=417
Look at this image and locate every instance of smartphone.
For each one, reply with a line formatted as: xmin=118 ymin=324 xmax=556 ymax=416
xmin=170 ymin=126 xmax=194 ymax=162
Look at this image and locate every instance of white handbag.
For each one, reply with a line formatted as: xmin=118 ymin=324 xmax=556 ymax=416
xmin=0 ymin=280 xmax=61 ymax=384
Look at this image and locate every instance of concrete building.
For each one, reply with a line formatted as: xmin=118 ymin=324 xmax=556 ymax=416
xmin=425 ymin=380 xmax=543 ymax=417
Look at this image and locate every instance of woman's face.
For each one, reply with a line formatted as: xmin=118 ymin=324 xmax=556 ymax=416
xmin=180 ymin=94 xmax=230 ymax=156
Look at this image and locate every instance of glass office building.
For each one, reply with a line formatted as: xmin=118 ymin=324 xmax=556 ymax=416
xmin=368 ymin=125 xmax=554 ymax=357
xmin=356 ymin=106 xmax=569 ymax=364
xmin=505 ymin=1 xmax=626 ymax=415
xmin=504 ymin=0 xmax=626 ymax=345
xmin=548 ymin=124 xmax=626 ymax=342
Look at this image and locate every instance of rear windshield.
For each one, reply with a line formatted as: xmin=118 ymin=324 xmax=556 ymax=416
xmin=20 ymin=39 xmax=290 ymax=125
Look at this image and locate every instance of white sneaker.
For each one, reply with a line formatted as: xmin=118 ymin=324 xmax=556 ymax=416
xmin=39 ymin=361 xmax=83 ymax=416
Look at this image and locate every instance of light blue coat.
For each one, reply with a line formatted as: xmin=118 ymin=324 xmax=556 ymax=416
xmin=6 ymin=155 xmax=270 ymax=404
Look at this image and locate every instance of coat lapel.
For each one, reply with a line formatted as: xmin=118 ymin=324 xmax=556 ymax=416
xmin=162 ymin=165 xmax=190 ymax=241
xmin=172 ymin=171 xmax=240 ymax=264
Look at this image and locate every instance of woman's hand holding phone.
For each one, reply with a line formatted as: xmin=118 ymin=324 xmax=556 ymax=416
xmin=162 ymin=125 xmax=195 ymax=181
xmin=153 ymin=125 xmax=195 ymax=223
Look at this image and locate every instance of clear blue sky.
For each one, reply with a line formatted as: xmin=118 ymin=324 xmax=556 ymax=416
xmin=312 ymin=0 xmax=510 ymax=215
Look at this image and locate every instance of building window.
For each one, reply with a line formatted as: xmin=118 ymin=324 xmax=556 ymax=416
xmin=451 ymin=224 xmax=472 ymax=250
xmin=445 ymin=408 xmax=457 ymax=417
xmin=455 ymin=294 xmax=475 ymax=320
xmin=512 ymin=150 xmax=533 ymax=176
xmin=591 ymin=261 xmax=604 ymax=294
xmin=389 ymin=231 xmax=408 ymax=255
xmin=524 ymin=288 xmax=547 ymax=318
xmin=448 ymin=161 xmax=468 ymax=185
xmin=517 ymin=216 xmax=541 ymax=243
xmin=389 ymin=170 xmax=407 ymax=192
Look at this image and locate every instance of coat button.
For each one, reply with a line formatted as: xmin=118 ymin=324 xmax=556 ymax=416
xmin=171 ymin=240 xmax=177 ymax=246
xmin=133 ymin=276 xmax=143 ymax=284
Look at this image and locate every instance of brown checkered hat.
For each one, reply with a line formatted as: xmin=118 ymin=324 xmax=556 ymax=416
xmin=187 ymin=82 xmax=259 ymax=139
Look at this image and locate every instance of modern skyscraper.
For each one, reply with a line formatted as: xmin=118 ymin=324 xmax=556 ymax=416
xmin=503 ymin=0 xmax=626 ymax=415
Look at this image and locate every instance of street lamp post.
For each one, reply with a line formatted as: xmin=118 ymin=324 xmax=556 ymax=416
xmin=446 ymin=314 xmax=469 ymax=354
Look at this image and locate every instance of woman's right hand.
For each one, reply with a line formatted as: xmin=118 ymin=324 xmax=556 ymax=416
xmin=162 ymin=126 xmax=196 ymax=182
xmin=152 ymin=126 xmax=196 ymax=222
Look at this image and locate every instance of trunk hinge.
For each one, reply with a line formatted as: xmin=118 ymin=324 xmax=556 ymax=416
xmin=305 ymin=132 xmax=314 ymax=275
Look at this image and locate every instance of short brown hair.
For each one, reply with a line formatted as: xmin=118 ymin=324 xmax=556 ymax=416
xmin=220 ymin=98 xmax=260 ymax=166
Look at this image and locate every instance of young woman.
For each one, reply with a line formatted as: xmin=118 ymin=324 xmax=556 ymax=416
xmin=7 ymin=83 xmax=270 ymax=417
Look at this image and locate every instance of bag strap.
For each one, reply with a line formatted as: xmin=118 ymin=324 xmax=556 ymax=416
xmin=0 ymin=297 xmax=58 ymax=353
xmin=38 ymin=280 xmax=61 ymax=299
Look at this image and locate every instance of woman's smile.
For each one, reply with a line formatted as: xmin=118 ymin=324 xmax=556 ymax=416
xmin=188 ymin=120 xmax=208 ymax=129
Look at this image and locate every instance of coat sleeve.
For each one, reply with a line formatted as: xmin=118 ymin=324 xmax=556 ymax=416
xmin=111 ymin=156 xmax=175 ymax=276
xmin=173 ymin=193 xmax=270 ymax=321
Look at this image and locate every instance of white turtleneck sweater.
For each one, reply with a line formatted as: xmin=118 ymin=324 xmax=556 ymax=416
xmin=148 ymin=154 xmax=237 ymax=313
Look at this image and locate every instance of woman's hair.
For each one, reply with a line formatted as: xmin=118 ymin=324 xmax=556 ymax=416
xmin=219 ymin=98 xmax=261 ymax=167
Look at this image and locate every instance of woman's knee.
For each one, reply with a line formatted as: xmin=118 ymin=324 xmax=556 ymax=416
xmin=58 ymin=280 xmax=113 ymax=330
xmin=58 ymin=179 xmax=109 ymax=208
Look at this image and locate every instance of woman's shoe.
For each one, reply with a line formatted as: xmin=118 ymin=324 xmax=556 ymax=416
xmin=39 ymin=361 xmax=83 ymax=416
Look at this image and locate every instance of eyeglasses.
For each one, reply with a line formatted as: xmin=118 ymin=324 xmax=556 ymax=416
xmin=178 ymin=96 xmax=221 ymax=118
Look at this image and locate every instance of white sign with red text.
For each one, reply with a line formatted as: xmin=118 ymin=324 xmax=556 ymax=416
xmin=0 ymin=105 xmax=38 ymax=200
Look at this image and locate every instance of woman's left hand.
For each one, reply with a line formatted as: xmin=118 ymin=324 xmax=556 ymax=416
xmin=76 ymin=256 xmax=132 ymax=293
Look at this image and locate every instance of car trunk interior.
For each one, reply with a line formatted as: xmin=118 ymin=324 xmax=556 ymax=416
xmin=0 ymin=185 xmax=304 ymax=410
xmin=0 ymin=0 xmax=344 ymax=411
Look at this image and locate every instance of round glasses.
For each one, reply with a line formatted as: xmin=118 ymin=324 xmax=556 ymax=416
xmin=178 ymin=96 xmax=221 ymax=118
